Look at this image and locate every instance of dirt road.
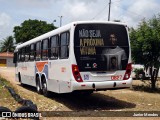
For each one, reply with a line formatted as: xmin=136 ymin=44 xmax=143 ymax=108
xmin=0 ymin=67 xmax=68 ymax=111
xmin=0 ymin=67 xmax=160 ymax=119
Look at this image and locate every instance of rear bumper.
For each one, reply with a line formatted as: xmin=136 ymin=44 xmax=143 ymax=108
xmin=71 ymin=78 xmax=132 ymax=91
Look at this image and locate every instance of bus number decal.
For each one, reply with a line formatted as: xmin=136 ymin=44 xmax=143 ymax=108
xmin=84 ymin=74 xmax=89 ymax=80
xmin=111 ymin=75 xmax=122 ymax=80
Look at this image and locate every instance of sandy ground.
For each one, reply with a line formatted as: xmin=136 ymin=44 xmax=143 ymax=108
xmin=0 ymin=67 xmax=160 ymax=120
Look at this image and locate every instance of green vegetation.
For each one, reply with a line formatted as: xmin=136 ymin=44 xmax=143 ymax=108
xmin=0 ymin=36 xmax=15 ymax=52
xmin=130 ymin=14 xmax=160 ymax=90
xmin=13 ymin=19 xmax=57 ymax=43
xmin=0 ymin=77 xmax=10 ymax=97
xmin=133 ymin=68 xmax=145 ymax=80
xmin=0 ymin=77 xmax=19 ymax=111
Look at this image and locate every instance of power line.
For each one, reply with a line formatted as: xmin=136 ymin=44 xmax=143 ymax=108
xmin=91 ymin=0 xmax=122 ymax=21
xmin=112 ymin=2 xmax=145 ymax=19
xmin=91 ymin=0 xmax=145 ymax=21
xmin=79 ymin=0 xmax=124 ymax=21
xmin=91 ymin=4 xmax=109 ymax=20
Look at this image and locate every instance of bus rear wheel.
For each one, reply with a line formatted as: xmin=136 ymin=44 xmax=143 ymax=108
xmin=42 ymin=77 xmax=50 ymax=97
xmin=36 ymin=76 xmax=42 ymax=94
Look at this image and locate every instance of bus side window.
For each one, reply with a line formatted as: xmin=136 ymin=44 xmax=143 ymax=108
xmin=21 ymin=47 xmax=25 ymax=62
xmin=35 ymin=42 xmax=41 ymax=61
xmin=25 ymin=45 xmax=30 ymax=62
xmin=30 ymin=43 xmax=35 ymax=61
xmin=18 ymin=49 xmax=21 ymax=62
xmin=42 ymin=39 xmax=49 ymax=60
xmin=60 ymin=31 xmax=70 ymax=59
xmin=50 ymin=35 xmax=59 ymax=59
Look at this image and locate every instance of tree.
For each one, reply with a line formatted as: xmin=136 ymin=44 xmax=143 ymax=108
xmin=13 ymin=19 xmax=56 ymax=43
xmin=0 ymin=36 xmax=15 ymax=52
xmin=130 ymin=15 xmax=160 ymax=90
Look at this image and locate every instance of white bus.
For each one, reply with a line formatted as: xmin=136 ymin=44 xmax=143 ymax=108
xmin=13 ymin=21 xmax=132 ymax=96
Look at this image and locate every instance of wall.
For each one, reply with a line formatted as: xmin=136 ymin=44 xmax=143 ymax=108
xmin=0 ymin=57 xmax=14 ymax=67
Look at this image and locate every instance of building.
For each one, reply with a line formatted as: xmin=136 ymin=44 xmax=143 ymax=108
xmin=0 ymin=52 xmax=14 ymax=67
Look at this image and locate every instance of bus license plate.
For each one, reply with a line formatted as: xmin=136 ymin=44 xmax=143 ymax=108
xmin=111 ymin=75 xmax=122 ymax=80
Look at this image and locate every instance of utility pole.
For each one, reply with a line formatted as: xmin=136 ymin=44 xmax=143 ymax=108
xmin=58 ymin=16 xmax=63 ymax=27
xmin=108 ymin=0 xmax=111 ymax=21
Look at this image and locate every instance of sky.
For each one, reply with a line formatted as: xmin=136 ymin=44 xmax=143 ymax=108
xmin=0 ymin=0 xmax=160 ymax=41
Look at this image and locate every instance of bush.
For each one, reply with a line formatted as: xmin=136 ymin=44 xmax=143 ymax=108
xmin=133 ymin=68 xmax=145 ymax=80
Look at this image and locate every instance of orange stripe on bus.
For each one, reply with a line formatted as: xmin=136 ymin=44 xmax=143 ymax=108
xmin=36 ymin=62 xmax=48 ymax=72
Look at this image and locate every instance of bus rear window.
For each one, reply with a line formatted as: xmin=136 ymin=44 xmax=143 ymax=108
xmin=74 ymin=24 xmax=129 ymax=72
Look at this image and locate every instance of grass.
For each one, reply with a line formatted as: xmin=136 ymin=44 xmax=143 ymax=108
xmin=0 ymin=76 xmax=20 ymax=111
xmin=0 ymin=77 xmax=12 ymax=98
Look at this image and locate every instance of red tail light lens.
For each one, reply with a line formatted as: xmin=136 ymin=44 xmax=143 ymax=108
xmin=123 ymin=63 xmax=132 ymax=80
xmin=72 ymin=64 xmax=83 ymax=82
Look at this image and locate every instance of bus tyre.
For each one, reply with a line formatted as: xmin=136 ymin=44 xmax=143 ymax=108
xmin=36 ymin=77 xmax=42 ymax=94
xmin=42 ymin=78 xmax=50 ymax=97
xmin=15 ymin=106 xmax=39 ymax=120
xmin=0 ymin=106 xmax=12 ymax=117
xmin=18 ymin=73 xmax=24 ymax=86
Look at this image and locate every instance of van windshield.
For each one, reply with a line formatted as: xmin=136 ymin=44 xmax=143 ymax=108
xmin=74 ymin=23 xmax=129 ymax=72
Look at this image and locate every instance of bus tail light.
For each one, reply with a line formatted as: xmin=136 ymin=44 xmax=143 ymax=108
xmin=72 ymin=64 xmax=83 ymax=82
xmin=123 ymin=63 xmax=132 ymax=80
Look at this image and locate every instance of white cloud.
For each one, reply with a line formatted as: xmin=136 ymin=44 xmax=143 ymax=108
xmin=128 ymin=0 xmax=159 ymax=15
xmin=118 ymin=0 xmax=160 ymax=27
xmin=0 ymin=13 xmax=13 ymax=40
xmin=14 ymin=0 xmax=53 ymax=8
xmin=61 ymin=0 xmax=103 ymax=24
xmin=67 ymin=2 xmax=88 ymax=18
xmin=0 ymin=13 xmax=11 ymax=26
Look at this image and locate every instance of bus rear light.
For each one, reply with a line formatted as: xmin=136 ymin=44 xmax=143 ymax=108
xmin=72 ymin=64 xmax=83 ymax=82
xmin=123 ymin=63 xmax=132 ymax=80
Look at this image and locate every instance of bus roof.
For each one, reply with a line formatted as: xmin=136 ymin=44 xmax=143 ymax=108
xmin=15 ymin=21 xmax=127 ymax=51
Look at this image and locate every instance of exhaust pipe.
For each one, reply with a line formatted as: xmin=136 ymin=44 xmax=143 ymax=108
xmin=113 ymin=82 xmax=116 ymax=87
xmin=92 ymin=83 xmax=96 ymax=89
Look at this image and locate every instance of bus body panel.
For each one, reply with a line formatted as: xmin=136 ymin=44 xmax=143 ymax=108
xmin=16 ymin=62 xmax=36 ymax=86
xmin=71 ymin=78 xmax=132 ymax=91
xmin=48 ymin=59 xmax=72 ymax=93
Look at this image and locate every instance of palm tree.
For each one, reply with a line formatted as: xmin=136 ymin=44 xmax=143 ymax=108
xmin=0 ymin=36 xmax=15 ymax=52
